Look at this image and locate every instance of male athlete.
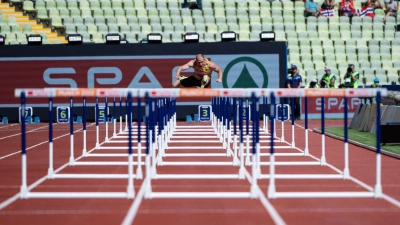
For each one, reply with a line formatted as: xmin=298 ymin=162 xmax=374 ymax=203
xmin=173 ymin=54 xmax=223 ymax=88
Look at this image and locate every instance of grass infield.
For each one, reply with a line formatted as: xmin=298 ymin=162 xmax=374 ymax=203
xmin=325 ymin=127 xmax=400 ymax=155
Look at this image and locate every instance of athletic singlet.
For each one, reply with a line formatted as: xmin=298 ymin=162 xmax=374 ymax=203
xmin=193 ymin=58 xmax=211 ymax=77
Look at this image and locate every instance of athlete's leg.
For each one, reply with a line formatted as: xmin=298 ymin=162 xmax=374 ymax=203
xmin=180 ymin=75 xmax=198 ymax=88
xmin=200 ymin=75 xmax=210 ymax=88
xmin=172 ymin=79 xmax=182 ymax=88
xmin=172 ymin=76 xmax=188 ymax=88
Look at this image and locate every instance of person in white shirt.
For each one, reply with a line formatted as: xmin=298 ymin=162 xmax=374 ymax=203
xmin=384 ymin=0 xmax=398 ymax=21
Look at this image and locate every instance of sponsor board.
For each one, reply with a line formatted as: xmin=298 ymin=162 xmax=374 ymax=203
xmin=302 ymin=97 xmax=362 ymax=114
xmin=1 ymin=55 xmax=280 ymax=105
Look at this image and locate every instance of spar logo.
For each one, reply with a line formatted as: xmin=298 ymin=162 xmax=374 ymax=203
xmin=222 ymin=57 xmax=268 ymax=88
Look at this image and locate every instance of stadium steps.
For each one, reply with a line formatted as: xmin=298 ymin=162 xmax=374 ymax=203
xmin=0 ymin=3 xmax=66 ymax=43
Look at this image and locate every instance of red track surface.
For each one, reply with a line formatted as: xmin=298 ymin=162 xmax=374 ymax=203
xmin=0 ymin=120 xmax=399 ymax=225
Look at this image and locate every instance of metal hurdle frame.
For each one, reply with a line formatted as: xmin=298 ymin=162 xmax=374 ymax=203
xmin=243 ymin=95 xmax=315 ymax=172
xmin=16 ymin=88 xmax=386 ymax=200
xmin=157 ymin=96 xmax=240 ymax=168
xmin=146 ymin=93 xmax=260 ymax=199
xmin=17 ymin=90 xmax=144 ymax=199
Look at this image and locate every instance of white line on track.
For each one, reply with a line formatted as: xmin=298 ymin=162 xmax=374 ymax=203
xmin=0 ymin=123 xmax=96 ymax=211
xmin=0 ymin=124 xmax=50 ymax=140
xmin=121 ymin=181 xmax=145 ymax=225
xmin=121 ymin=125 xmax=286 ymax=225
xmin=293 ymin=123 xmax=400 ymax=208
xmin=0 ymin=123 xmax=95 ymax=160
xmin=243 ymin=170 xmax=286 ymax=225
xmin=0 ymin=124 xmax=19 ymax=129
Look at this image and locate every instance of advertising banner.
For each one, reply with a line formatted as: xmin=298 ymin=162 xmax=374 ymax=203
xmin=301 ymin=97 xmax=363 ymax=118
xmin=1 ymin=54 xmax=280 ymax=106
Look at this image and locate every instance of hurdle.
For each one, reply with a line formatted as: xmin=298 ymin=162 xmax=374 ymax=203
xmin=15 ymin=88 xmax=386 ymax=200
xmin=265 ymin=89 xmax=385 ymax=199
xmin=241 ymin=96 xmax=311 ymax=172
xmin=15 ymin=89 xmax=150 ymax=199
xmin=145 ymin=90 xmax=260 ymax=198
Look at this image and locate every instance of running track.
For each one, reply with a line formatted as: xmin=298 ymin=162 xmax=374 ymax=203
xmin=0 ymin=120 xmax=399 ymax=225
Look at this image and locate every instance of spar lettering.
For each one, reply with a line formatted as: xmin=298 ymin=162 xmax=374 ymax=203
xmin=316 ymin=97 xmax=362 ymax=110
xmin=43 ymin=67 xmax=162 ymax=88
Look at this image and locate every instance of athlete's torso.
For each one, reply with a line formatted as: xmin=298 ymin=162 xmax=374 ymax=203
xmin=193 ymin=58 xmax=211 ymax=76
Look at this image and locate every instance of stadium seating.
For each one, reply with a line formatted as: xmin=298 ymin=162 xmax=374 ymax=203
xmin=0 ymin=0 xmax=399 ymax=83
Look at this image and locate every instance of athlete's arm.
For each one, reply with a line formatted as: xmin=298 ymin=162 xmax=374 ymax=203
xmin=209 ymin=61 xmax=223 ymax=83
xmin=175 ymin=60 xmax=194 ymax=79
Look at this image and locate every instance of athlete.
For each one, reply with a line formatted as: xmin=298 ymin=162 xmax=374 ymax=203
xmin=173 ymin=54 xmax=223 ymax=88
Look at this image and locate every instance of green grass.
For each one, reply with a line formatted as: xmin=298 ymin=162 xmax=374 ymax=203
xmin=325 ymin=127 xmax=400 ymax=155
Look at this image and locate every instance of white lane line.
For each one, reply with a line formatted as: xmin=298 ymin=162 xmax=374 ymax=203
xmin=0 ymin=125 xmax=50 ymax=140
xmin=122 ymin=123 xmax=286 ymax=225
xmin=294 ymin=123 xmax=400 ymax=208
xmin=0 ymin=123 xmax=95 ymax=160
xmin=120 ymin=182 xmax=145 ymax=225
xmin=244 ymin=170 xmax=286 ymax=225
xmin=0 ymin=123 xmax=98 ymax=211
xmin=0 ymin=124 xmax=24 ymax=129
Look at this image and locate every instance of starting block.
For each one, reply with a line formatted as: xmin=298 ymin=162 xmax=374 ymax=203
xmin=26 ymin=116 xmax=32 ymax=124
xmin=2 ymin=117 xmax=8 ymax=124
xmin=193 ymin=114 xmax=199 ymax=122
xmin=186 ymin=115 xmax=192 ymax=122
xmin=34 ymin=117 xmax=40 ymax=124
xmin=76 ymin=116 xmax=82 ymax=124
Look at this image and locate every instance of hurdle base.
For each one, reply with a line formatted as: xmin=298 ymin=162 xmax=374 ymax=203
xmin=258 ymin=161 xmax=320 ymax=166
xmin=320 ymin=156 xmax=327 ymax=166
xmin=52 ymin=174 xmax=138 ymax=179
xmin=69 ymin=157 xmax=75 ymax=166
xmin=245 ymin=156 xmax=251 ymax=166
xmin=233 ymin=156 xmax=240 ymax=166
xmin=149 ymin=192 xmax=252 ymax=199
xmin=250 ymin=184 xmax=259 ymax=199
xmin=47 ymin=168 xmax=54 ymax=179
xmin=155 ymin=174 xmax=240 ymax=179
xmin=26 ymin=192 xmax=130 ymax=198
xmin=374 ymin=185 xmax=382 ymax=198
xmin=259 ymin=174 xmax=343 ymax=179
xmin=127 ymin=186 xmax=135 ymax=199
xmin=343 ymin=168 xmax=350 ymax=179
xmin=161 ymin=162 xmax=234 ymax=166
xmin=267 ymin=185 xmax=276 ymax=199
xmin=272 ymin=191 xmax=375 ymax=198
xmin=136 ymin=167 xmax=143 ymax=180
xmin=20 ymin=186 xmax=28 ymax=199
xmin=239 ymin=167 xmax=246 ymax=179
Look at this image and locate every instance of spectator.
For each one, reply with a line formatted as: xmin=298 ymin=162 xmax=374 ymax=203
xmin=286 ymin=65 xmax=303 ymax=120
xmin=384 ymin=0 xmax=398 ymax=21
xmin=183 ymin=0 xmax=202 ymax=10
xmin=370 ymin=0 xmax=383 ymax=10
xmin=321 ymin=0 xmax=335 ymax=9
xmin=306 ymin=78 xmax=319 ymax=88
xmin=357 ymin=0 xmax=376 ymax=18
xmin=320 ymin=66 xmax=338 ymax=88
xmin=319 ymin=5 xmax=336 ymax=17
xmin=365 ymin=77 xmax=381 ymax=103
xmin=343 ymin=63 xmax=360 ymax=88
xmin=341 ymin=0 xmax=358 ymax=17
xmin=305 ymin=0 xmax=319 ymax=17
